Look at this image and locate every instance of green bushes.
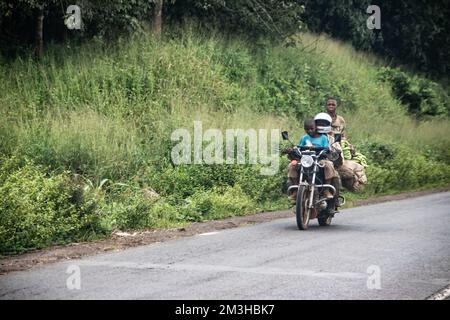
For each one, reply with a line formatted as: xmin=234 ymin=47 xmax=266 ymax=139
xmin=254 ymin=48 xmax=321 ymax=118
xmin=0 ymin=153 xmax=286 ymax=254
xmin=0 ymin=156 xmax=104 ymax=254
xmin=186 ymin=185 xmax=256 ymax=220
xmin=359 ymin=140 xmax=450 ymax=195
xmin=100 ymin=189 xmax=181 ymax=230
xmin=377 ymin=67 xmax=449 ymax=118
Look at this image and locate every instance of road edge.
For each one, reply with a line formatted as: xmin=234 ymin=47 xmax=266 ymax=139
xmin=1 ymin=186 xmax=449 ymax=274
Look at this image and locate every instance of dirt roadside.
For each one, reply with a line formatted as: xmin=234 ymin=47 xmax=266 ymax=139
xmin=1 ymin=187 xmax=449 ymax=275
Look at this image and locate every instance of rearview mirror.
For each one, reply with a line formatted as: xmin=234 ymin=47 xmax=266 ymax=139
xmin=334 ymin=133 xmax=342 ymax=144
xmin=281 ymin=131 xmax=289 ymax=141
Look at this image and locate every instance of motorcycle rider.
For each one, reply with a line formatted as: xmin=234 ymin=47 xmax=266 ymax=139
xmin=287 ymin=117 xmax=339 ymax=202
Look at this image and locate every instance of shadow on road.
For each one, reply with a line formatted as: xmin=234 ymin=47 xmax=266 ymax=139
xmin=281 ymin=221 xmax=368 ymax=233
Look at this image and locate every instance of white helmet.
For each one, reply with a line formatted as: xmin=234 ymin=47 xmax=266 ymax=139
xmin=314 ymin=112 xmax=332 ymax=134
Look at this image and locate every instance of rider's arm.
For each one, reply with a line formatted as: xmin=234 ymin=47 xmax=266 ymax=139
xmin=298 ymin=135 xmax=307 ymax=147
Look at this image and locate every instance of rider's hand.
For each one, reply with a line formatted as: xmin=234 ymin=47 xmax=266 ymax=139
xmin=349 ymin=144 xmax=356 ymax=156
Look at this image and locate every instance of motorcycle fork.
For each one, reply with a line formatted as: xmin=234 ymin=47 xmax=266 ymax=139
xmin=298 ymin=165 xmax=316 ymax=209
xmin=308 ymin=164 xmax=318 ymax=209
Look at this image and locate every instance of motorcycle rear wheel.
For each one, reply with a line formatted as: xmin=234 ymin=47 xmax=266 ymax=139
xmin=296 ymin=185 xmax=311 ymax=230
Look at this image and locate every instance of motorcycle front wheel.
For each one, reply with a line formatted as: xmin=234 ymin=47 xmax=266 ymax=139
xmin=296 ymin=185 xmax=311 ymax=230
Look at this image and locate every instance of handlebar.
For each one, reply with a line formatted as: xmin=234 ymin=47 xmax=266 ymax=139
xmin=297 ymin=146 xmax=328 ymax=152
xmin=290 ymin=146 xmax=329 ymax=158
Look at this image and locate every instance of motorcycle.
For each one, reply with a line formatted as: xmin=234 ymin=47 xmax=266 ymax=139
xmin=281 ymin=131 xmax=344 ymax=230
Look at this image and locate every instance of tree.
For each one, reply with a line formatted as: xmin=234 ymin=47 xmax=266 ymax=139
xmin=166 ymin=0 xmax=306 ymax=40
xmin=302 ymin=0 xmax=450 ymax=79
xmin=35 ymin=3 xmax=44 ymax=59
xmin=152 ymin=0 xmax=163 ymax=39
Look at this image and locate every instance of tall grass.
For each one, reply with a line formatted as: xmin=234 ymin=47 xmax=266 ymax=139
xmin=1 ymin=30 xmax=448 ymax=182
xmin=295 ymin=33 xmax=450 ymax=152
xmin=0 ymin=30 xmax=449 ymax=254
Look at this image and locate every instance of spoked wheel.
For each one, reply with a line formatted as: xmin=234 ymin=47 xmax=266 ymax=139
xmin=296 ymin=185 xmax=311 ymax=230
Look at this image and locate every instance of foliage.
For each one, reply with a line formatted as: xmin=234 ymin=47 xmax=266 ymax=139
xmin=0 ymin=0 xmax=155 ymax=57
xmin=2 ymin=0 xmax=449 ymax=80
xmin=302 ymin=0 xmax=450 ymax=79
xmin=0 ymin=31 xmax=449 ymax=255
xmin=167 ymin=0 xmax=305 ymax=39
xmin=186 ymin=185 xmax=256 ymax=220
xmin=377 ymin=67 xmax=449 ymax=118
xmin=0 ymin=156 xmax=104 ymax=254
xmin=356 ymin=139 xmax=450 ymax=195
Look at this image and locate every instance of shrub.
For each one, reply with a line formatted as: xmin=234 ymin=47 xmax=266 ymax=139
xmin=98 ymin=181 xmax=186 ymax=231
xmin=212 ymin=45 xmax=257 ymax=84
xmin=358 ymin=140 xmax=398 ymax=165
xmin=377 ymin=67 xmax=449 ymax=118
xmin=186 ymin=185 xmax=256 ymax=220
xmin=0 ymin=156 xmax=103 ymax=254
xmin=362 ymin=143 xmax=450 ymax=195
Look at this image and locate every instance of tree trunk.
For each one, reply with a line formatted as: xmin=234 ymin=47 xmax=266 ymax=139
xmin=152 ymin=0 xmax=163 ymax=39
xmin=35 ymin=5 xmax=44 ymax=59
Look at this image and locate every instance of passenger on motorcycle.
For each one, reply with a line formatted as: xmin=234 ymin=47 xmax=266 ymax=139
xmin=311 ymin=114 xmax=342 ymax=201
xmin=320 ymin=102 xmax=368 ymax=192
xmin=325 ymin=96 xmax=346 ymax=139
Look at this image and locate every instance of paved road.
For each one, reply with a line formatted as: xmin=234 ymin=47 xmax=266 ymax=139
xmin=1 ymin=192 xmax=449 ymax=300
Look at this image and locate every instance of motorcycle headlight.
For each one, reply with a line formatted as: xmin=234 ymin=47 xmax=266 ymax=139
xmin=300 ymin=155 xmax=314 ymax=168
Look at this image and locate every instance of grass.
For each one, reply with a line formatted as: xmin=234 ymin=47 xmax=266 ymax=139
xmin=0 ymin=30 xmax=449 ymax=254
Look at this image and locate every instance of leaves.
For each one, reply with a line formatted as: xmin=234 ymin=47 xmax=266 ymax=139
xmin=303 ymin=0 xmax=450 ymax=78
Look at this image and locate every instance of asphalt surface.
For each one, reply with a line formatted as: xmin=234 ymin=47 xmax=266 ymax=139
xmin=1 ymin=192 xmax=449 ymax=300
